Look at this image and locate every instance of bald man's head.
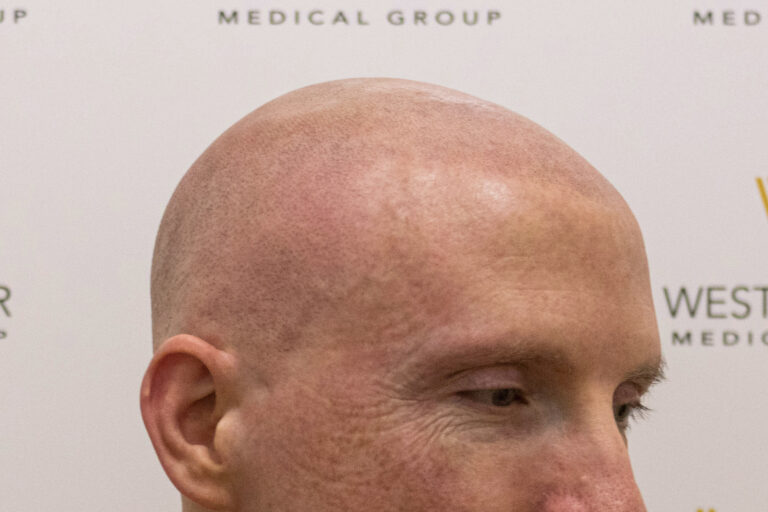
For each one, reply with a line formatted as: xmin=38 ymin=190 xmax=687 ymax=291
xmin=152 ymin=79 xmax=633 ymax=352
xmin=143 ymin=79 xmax=661 ymax=512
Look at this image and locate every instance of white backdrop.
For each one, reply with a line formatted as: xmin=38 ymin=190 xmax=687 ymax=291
xmin=1 ymin=1 xmax=766 ymax=510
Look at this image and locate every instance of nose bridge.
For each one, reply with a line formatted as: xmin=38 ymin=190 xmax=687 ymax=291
xmin=537 ymin=419 xmax=647 ymax=512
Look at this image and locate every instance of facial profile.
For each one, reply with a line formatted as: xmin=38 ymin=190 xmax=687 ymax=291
xmin=141 ymin=78 xmax=664 ymax=512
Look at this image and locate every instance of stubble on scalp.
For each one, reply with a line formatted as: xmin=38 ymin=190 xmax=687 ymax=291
xmin=150 ymin=78 xmax=639 ymax=373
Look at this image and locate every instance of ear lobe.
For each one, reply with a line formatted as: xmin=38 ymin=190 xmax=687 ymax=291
xmin=140 ymin=334 xmax=238 ymax=510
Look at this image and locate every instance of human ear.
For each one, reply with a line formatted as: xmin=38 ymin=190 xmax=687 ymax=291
xmin=140 ymin=334 xmax=239 ymax=510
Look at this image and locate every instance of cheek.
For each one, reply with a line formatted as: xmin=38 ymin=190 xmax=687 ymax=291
xmin=444 ymin=441 xmax=646 ymax=512
xmin=436 ymin=444 xmax=553 ymax=511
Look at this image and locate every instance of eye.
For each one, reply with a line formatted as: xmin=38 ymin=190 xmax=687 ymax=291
xmin=615 ymin=403 xmax=633 ymax=424
xmin=459 ymin=388 xmax=528 ymax=407
xmin=614 ymin=401 xmax=650 ymax=432
xmin=613 ymin=381 xmax=652 ymax=434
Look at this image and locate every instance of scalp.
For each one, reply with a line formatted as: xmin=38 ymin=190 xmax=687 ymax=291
xmin=150 ymin=78 xmax=636 ymax=366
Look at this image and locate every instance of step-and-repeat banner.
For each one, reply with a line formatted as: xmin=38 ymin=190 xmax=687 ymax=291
xmin=1 ymin=1 xmax=766 ymax=511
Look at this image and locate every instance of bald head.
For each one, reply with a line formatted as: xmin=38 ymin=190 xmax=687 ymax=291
xmin=151 ymin=78 xmax=639 ymax=358
xmin=144 ymin=79 xmax=661 ymax=512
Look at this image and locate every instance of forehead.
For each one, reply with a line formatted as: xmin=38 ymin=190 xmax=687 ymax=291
xmin=184 ymin=96 xmax=657 ymax=376
xmin=286 ymin=170 xmax=660 ymax=373
xmin=407 ymin=189 xmax=658 ymax=374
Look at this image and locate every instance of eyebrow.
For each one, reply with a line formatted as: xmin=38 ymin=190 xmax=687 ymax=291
xmin=622 ymin=355 xmax=667 ymax=392
xmin=396 ymin=336 xmax=574 ymax=391
xmin=396 ymin=335 xmax=666 ymax=393
xmin=441 ymin=344 xmax=575 ymax=379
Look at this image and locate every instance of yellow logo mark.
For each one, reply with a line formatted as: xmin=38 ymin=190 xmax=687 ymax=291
xmin=696 ymin=509 xmax=715 ymax=512
xmin=758 ymin=177 xmax=768 ymax=218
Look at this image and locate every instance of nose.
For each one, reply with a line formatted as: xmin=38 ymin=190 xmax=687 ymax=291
xmin=537 ymin=421 xmax=647 ymax=512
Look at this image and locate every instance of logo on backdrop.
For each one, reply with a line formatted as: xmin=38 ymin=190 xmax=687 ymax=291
xmin=662 ymin=285 xmax=768 ymax=347
xmin=662 ymin=179 xmax=768 ymax=348
xmin=0 ymin=8 xmax=27 ymax=24
xmin=693 ymin=9 xmax=761 ymax=26
xmin=757 ymin=177 xmax=768 ymax=219
xmin=217 ymin=9 xmax=501 ymax=27
xmin=0 ymin=284 xmax=10 ymax=340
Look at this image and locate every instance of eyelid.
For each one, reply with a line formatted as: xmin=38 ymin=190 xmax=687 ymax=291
xmin=443 ymin=365 xmax=527 ymax=393
xmin=613 ymin=381 xmax=654 ymax=429
xmin=613 ymin=381 xmax=644 ymax=403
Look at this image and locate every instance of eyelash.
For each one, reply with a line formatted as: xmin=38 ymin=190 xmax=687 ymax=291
xmin=457 ymin=388 xmax=529 ymax=408
xmin=615 ymin=401 xmax=652 ymax=432
xmin=457 ymin=388 xmax=652 ymax=433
